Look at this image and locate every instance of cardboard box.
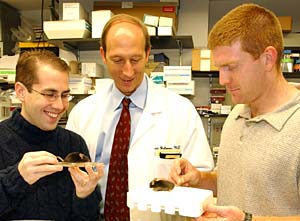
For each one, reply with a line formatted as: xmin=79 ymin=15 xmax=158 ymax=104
xmin=43 ymin=20 xmax=91 ymax=39
xmin=146 ymin=26 xmax=156 ymax=36
xmin=277 ymin=16 xmax=292 ymax=32
xmin=92 ymin=10 xmax=114 ymax=38
xmin=157 ymin=16 xmax=176 ymax=36
xmin=199 ymin=59 xmax=211 ymax=71
xmin=143 ymin=14 xmax=159 ymax=27
xmin=81 ymin=62 xmax=104 ymax=77
xmin=211 ymin=103 xmax=222 ymax=114
xmin=192 ymin=48 xmax=218 ymax=71
xmin=63 ymin=2 xmax=88 ymax=21
xmin=0 ymin=69 xmax=16 ymax=83
xmin=94 ymin=2 xmax=178 ymax=32
xmin=157 ymin=26 xmax=174 ymax=36
xmin=220 ymin=105 xmax=232 ymax=115
xmin=159 ymin=16 xmax=173 ymax=27
xmin=166 ymin=80 xmax=195 ymax=95
xmin=69 ymin=75 xmax=92 ymax=94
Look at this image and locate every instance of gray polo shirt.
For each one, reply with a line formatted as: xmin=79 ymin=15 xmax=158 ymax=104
xmin=217 ymin=92 xmax=300 ymax=216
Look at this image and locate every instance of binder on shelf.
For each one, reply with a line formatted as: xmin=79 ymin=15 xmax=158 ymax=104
xmin=18 ymin=42 xmax=56 ymax=48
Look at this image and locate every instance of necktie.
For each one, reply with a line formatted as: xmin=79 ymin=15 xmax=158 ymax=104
xmin=105 ymin=98 xmax=131 ymax=220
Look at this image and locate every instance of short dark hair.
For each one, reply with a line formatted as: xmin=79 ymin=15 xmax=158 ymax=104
xmin=15 ymin=50 xmax=70 ymax=91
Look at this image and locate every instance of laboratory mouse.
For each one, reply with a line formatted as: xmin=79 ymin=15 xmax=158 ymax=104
xmin=149 ymin=178 xmax=175 ymax=191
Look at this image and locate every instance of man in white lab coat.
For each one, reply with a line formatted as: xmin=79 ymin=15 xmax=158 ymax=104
xmin=66 ymin=14 xmax=214 ymax=220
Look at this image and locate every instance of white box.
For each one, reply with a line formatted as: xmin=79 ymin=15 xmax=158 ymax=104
xmin=199 ymin=50 xmax=212 ymax=71
xmin=92 ymin=10 xmax=114 ymax=38
xmin=200 ymin=59 xmax=211 ymax=71
xmin=146 ymin=26 xmax=156 ymax=36
xmin=81 ymin=62 xmax=104 ymax=77
xmin=159 ymin=16 xmax=173 ymax=27
xmin=163 ymin=66 xmax=191 ymax=83
xmin=143 ymin=14 xmax=159 ymax=27
xmin=63 ymin=2 xmax=88 ymax=21
xmin=127 ymin=186 xmax=213 ymax=217
xmin=0 ymin=54 xmax=19 ymax=69
xmin=200 ymin=49 xmax=211 ymax=59
xmin=0 ymin=69 xmax=16 ymax=83
xmin=166 ymin=80 xmax=195 ymax=95
xmin=43 ymin=20 xmax=91 ymax=39
xmin=69 ymin=75 xmax=92 ymax=94
xmin=211 ymin=103 xmax=222 ymax=114
xmin=157 ymin=26 xmax=174 ymax=36
xmin=221 ymin=105 xmax=232 ymax=115
xmin=69 ymin=84 xmax=91 ymax=94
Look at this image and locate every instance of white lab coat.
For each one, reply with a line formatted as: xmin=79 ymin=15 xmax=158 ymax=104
xmin=66 ymin=76 xmax=214 ymax=220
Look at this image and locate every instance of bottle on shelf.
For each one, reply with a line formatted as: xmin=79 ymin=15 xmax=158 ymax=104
xmin=281 ymin=49 xmax=293 ymax=73
xmin=294 ymin=59 xmax=300 ymax=72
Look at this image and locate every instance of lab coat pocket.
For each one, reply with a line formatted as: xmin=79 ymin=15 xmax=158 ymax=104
xmin=153 ymin=157 xmax=175 ymax=179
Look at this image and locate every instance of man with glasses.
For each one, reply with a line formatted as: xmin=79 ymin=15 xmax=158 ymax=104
xmin=30 ymin=88 xmax=74 ymax=103
xmin=0 ymin=50 xmax=104 ymax=220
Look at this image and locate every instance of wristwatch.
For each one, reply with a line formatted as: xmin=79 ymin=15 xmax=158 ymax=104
xmin=244 ymin=211 xmax=252 ymax=221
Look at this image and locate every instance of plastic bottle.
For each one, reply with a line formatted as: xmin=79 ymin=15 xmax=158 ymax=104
xmin=294 ymin=59 xmax=300 ymax=72
xmin=281 ymin=50 xmax=293 ymax=73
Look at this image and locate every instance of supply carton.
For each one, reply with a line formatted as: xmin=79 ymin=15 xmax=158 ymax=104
xmin=277 ymin=16 xmax=292 ymax=32
xmin=166 ymin=80 xmax=195 ymax=95
xmin=159 ymin=16 xmax=173 ymax=27
xmin=62 ymin=2 xmax=88 ymax=21
xmin=157 ymin=26 xmax=174 ymax=36
xmin=92 ymin=10 xmax=114 ymax=38
xmin=146 ymin=26 xmax=156 ymax=36
xmin=81 ymin=62 xmax=104 ymax=78
xmin=192 ymin=49 xmax=218 ymax=71
xmin=164 ymin=66 xmax=191 ymax=83
xmin=69 ymin=75 xmax=92 ymax=94
xmin=143 ymin=14 xmax=159 ymax=27
xmin=94 ymin=2 xmax=178 ymax=32
xmin=43 ymin=20 xmax=91 ymax=39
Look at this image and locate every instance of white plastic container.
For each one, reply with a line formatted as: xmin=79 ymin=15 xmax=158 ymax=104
xmin=43 ymin=20 xmax=91 ymax=39
xmin=127 ymin=186 xmax=213 ymax=218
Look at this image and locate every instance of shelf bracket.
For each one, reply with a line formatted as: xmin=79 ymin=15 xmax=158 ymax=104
xmin=176 ymin=39 xmax=183 ymax=66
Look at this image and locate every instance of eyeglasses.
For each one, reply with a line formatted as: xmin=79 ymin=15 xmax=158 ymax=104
xmin=31 ymin=88 xmax=74 ymax=102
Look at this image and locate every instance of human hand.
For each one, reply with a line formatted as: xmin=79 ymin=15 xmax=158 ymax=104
xmin=68 ymin=163 xmax=104 ymax=198
xmin=18 ymin=151 xmax=63 ymax=185
xmin=169 ymin=158 xmax=201 ymax=187
xmin=193 ymin=203 xmax=245 ymax=221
